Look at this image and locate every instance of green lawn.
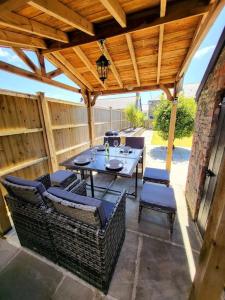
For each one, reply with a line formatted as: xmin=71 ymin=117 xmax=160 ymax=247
xmin=151 ymin=131 xmax=193 ymax=148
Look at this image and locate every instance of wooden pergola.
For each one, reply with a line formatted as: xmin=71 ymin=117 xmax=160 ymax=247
xmin=0 ymin=0 xmax=223 ymax=169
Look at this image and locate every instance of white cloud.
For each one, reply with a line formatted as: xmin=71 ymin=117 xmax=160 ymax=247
xmin=0 ymin=48 xmax=9 ymax=57
xmin=193 ymin=45 xmax=215 ymax=59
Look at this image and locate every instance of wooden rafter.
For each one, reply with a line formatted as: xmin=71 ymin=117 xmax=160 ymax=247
xmin=0 ymin=10 xmax=68 ymax=43
xmin=73 ymin=46 xmax=107 ymax=90
xmin=157 ymin=0 xmax=167 ymax=85
xmin=28 ymin=0 xmax=94 ymax=36
xmin=36 ymin=50 xmax=46 ymax=76
xmin=177 ymin=0 xmax=224 ymax=79
xmin=99 ymin=0 xmax=126 ymax=27
xmin=45 ymin=53 xmax=85 ymax=90
xmin=0 ymin=60 xmax=80 ymax=93
xmin=125 ymin=33 xmax=140 ymax=86
xmin=12 ymin=47 xmax=40 ymax=74
xmin=97 ymin=41 xmax=123 ymax=88
xmin=45 ymin=0 xmax=211 ymax=53
xmin=53 ymin=52 xmax=93 ymax=91
xmin=46 ymin=68 xmax=63 ymax=78
xmin=0 ymin=29 xmax=46 ymax=49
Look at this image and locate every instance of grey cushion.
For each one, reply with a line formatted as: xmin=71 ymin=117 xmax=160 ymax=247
xmin=1 ymin=178 xmax=45 ymax=204
xmin=6 ymin=175 xmax=45 ymax=194
xmin=143 ymin=168 xmax=169 ymax=182
xmin=50 ymin=170 xmax=77 ymax=188
xmin=140 ymin=183 xmax=176 ymax=212
xmin=47 ymin=187 xmax=107 ymax=227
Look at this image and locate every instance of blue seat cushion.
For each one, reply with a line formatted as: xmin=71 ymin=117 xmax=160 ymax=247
xmin=47 ymin=187 xmax=107 ymax=226
xmin=6 ymin=175 xmax=45 ymax=194
xmin=143 ymin=168 xmax=169 ymax=182
xmin=50 ymin=170 xmax=77 ymax=188
xmin=140 ymin=183 xmax=176 ymax=212
xmin=101 ymin=200 xmax=115 ymax=222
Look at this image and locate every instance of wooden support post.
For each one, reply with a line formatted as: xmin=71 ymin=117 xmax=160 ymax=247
xmin=86 ymin=91 xmax=95 ymax=147
xmin=189 ymin=152 xmax=225 ymax=300
xmin=0 ymin=187 xmax=12 ymax=236
xmin=36 ymin=92 xmax=58 ymax=172
xmin=166 ymin=97 xmax=178 ymax=171
xmin=109 ymin=106 xmax=112 ymax=130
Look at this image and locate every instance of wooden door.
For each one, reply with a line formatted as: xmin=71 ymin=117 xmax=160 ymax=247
xmin=197 ymin=96 xmax=225 ymax=237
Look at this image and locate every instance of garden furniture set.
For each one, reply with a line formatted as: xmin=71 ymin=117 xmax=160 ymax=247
xmin=1 ymin=136 xmax=177 ymax=293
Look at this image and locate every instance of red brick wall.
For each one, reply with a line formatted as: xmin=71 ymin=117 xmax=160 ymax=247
xmin=185 ymin=46 xmax=225 ymax=219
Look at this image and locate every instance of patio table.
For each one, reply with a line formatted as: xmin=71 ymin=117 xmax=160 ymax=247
xmin=60 ymin=146 xmax=142 ymax=198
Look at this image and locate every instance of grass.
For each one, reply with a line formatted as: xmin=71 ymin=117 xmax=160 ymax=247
xmin=151 ymin=131 xmax=193 ymax=148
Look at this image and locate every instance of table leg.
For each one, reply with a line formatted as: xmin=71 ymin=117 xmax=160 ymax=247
xmin=90 ymin=170 xmax=94 ymax=197
xmin=80 ymin=169 xmax=85 ymax=180
xmin=135 ymin=164 xmax=138 ymax=198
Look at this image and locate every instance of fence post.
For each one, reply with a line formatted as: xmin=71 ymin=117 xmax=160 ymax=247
xmin=109 ymin=106 xmax=112 ymax=130
xmin=166 ymin=97 xmax=178 ymax=171
xmin=36 ymin=92 xmax=58 ymax=172
xmin=0 ymin=187 xmax=12 ymax=236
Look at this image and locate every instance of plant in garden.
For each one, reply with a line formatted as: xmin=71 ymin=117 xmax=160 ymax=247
xmin=124 ymin=104 xmax=145 ymax=128
xmin=153 ymin=94 xmax=196 ymax=140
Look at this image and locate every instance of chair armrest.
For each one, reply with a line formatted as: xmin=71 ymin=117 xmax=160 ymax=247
xmin=36 ymin=174 xmax=51 ymax=189
xmin=100 ymin=189 xmax=126 ymax=237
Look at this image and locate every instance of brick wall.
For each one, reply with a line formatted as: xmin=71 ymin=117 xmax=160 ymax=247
xmin=185 ymin=46 xmax=225 ymax=219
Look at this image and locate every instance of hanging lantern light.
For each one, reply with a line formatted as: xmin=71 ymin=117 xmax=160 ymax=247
xmin=96 ymin=39 xmax=110 ymax=83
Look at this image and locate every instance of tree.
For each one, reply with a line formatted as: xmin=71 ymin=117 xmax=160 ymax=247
xmin=124 ymin=104 xmax=145 ymax=128
xmin=153 ymin=94 xmax=196 ymax=140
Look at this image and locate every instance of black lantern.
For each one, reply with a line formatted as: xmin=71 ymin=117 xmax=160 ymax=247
xmin=96 ymin=39 xmax=110 ymax=83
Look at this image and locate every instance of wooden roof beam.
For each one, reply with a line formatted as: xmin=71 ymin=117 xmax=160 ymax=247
xmin=99 ymin=0 xmax=126 ymax=27
xmin=46 ymin=68 xmax=63 ymax=78
xmin=52 ymin=52 xmax=94 ymax=91
xmin=177 ymin=0 xmax=224 ymax=79
xmin=0 ymin=29 xmax=46 ymax=49
xmin=93 ymin=83 xmax=174 ymax=95
xmin=157 ymin=0 xmax=167 ymax=84
xmin=36 ymin=50 xmax=46 ymax=76
xmin=45 ymin=53 xmax=85 ymax=89
xmin=73 ymin=46 xmax=107 ymax=90
xmin=97 ymin=41 xmax=123 ymax=88
xmin=0 ymin=60 xmax=80 ymax=93
xmin=125 ymin=33 xmax=140 ymax=86
xmin=28 ymin=0 xmax=94 ymax=36
xmin=0 ymin=10 xmax=68 ymax=43
xmin=44 ymin=0 xmax=211 ymax=53
xmin=12 ymin=47 xmax=41 ymax=74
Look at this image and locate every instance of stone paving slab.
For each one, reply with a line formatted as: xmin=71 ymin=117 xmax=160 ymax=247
xmin=52 ymin=276 xmax=94 ymax=300
xmin=0 ymin=239 xmax=19 ymax=272
xmin=135 ymin=236 xmax=198 ymax=300
xmin=0 ymin=250 xmax=63 ymax=300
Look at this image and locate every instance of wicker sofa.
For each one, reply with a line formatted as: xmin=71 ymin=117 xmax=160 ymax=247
xmin=1 ymin=174 xmax=126 ymax=293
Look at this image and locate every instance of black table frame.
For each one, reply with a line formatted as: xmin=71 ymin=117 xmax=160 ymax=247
xmin=60 ymin=147 xmax=142 ymax=199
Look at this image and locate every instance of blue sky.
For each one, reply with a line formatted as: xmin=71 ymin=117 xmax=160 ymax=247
xmin=0 ymin=7 xmax=224 ymax=104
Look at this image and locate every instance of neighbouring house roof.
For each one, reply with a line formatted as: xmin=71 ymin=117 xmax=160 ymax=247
xmin=96 ymin=96 xmax=137 ymax=109
xmin=196 ymin=27 xmax=225 ymax=100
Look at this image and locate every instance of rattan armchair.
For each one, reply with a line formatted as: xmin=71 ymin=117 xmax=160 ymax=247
xmin=44 ymin=188 xmax=126 ymax=293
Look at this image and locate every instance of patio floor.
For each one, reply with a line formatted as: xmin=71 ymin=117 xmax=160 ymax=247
xmin=0 ymin=130 xmax=202 ymax=300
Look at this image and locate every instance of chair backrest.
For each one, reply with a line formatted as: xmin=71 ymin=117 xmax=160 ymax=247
xmin=104 ymin=136 xmax=121 ymax=147
xmin=45 ymin=187 xmax=107 ymax=228
xmin=125 ymin=137 xmax=145 ymax=149
xmin=1 ymin=175 xmax=46 ymax=205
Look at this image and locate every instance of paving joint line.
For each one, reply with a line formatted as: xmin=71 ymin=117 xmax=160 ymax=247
xmin=127 ymin=228 xmax=200 ymax=254
xmin=0 ymin=248 xmax=21 ymax=273
xmin=131 ymin=236 xmax=143 ymax=300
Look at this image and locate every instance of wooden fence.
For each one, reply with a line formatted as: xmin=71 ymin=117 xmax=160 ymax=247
xmin=0 ymin=89 xmax=130 ymax=181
